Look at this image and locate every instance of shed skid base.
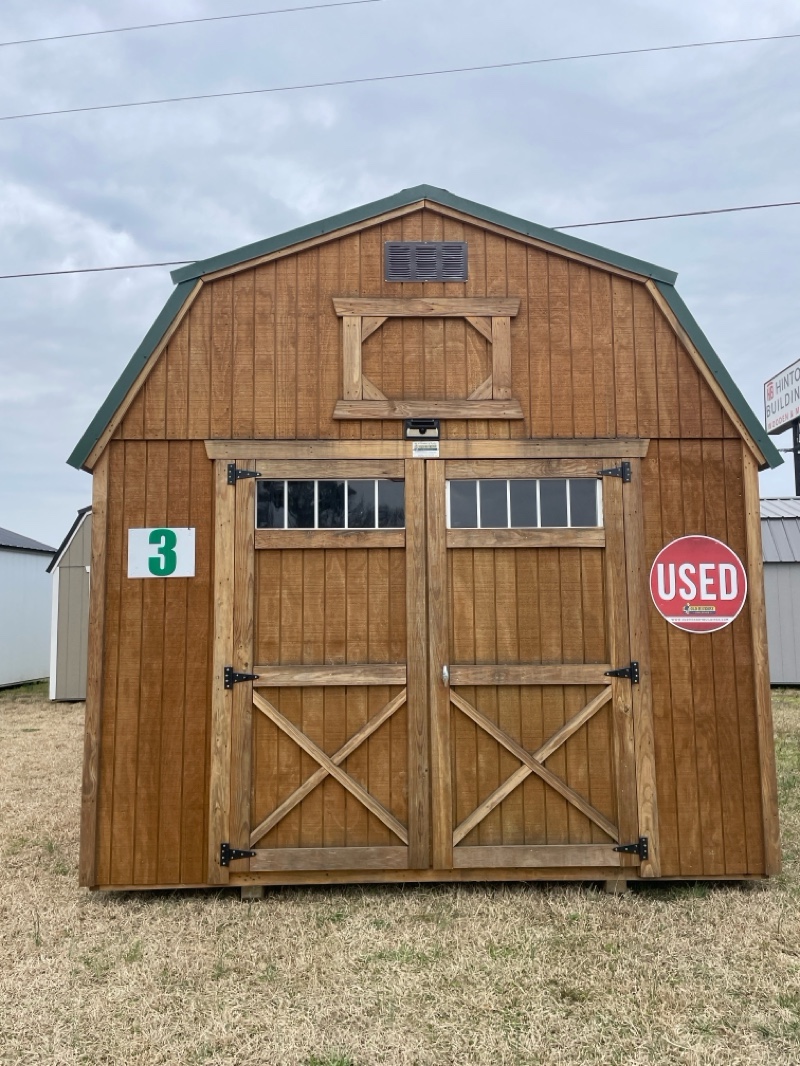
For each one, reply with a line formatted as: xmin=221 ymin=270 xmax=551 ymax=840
xmin=93 ymin=872 xmax=766 ymax=892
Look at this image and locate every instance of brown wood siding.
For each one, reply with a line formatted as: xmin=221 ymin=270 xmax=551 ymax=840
xmin=115 ymin=209 xmax=737 ymax=445
xmin=96 ymin=440 xmax=213 ymax=886
xmin=642 ymin=438 xmax=764 ymax=876
xmin=90 ymin=205 xmax=769 ymax=886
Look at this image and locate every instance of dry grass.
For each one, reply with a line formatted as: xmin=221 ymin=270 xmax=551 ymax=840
xmin=1 ymin=684 xmax=800 ymax=1065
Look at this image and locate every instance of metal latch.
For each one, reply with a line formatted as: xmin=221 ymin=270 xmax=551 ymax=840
xmin=604 ymin=661 xmax=640 ymax=684
xmin=614 ymin=837 xmax=649 ymax=860
xmin=223 ymin=666 xmax=260 ymax=689
xmin=597 ymin=461 xmax=631 ymax=482
xmin=227 ymin=464 xmax=261 ymax=485
xmin=219 ymin=842 xmax=257 ymax=867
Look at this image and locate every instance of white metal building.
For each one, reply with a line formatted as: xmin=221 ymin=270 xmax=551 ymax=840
xmin=48 ymin=507 xmax=92 ymax=701
xmin=762 ymin=498 xmax=800 ymax=685
xmin=0 ymin=527 xmax=56 ymax=688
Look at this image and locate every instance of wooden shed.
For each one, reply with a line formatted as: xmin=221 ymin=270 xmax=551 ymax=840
xmin=68 ymin=185 xmax=783 ymax=892
xmin=48 ymin=506 xmax=92 ymax=701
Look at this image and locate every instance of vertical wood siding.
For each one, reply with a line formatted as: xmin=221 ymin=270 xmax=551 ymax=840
xmin=92 ymin=207 xmax=767 ymax=885
xmin=96 ymin=440 xmax=212 ymax=886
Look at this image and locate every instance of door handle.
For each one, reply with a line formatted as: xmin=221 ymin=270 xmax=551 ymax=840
xmin=441 ymin=664 xmax=450 ymax=686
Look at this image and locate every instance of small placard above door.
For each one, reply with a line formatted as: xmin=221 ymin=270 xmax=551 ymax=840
xmin=128 ymin=527 xmax=196 ymax=578
xmin=412 ymin=441 xmax=440 ymax=459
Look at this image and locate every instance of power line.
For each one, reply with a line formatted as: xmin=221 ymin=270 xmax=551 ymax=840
xmin=2 ymin=31 xmax=799 ymax=122
xmin=2 ymin=198 xmax=798 ymax=279
xmin=0 ymin=1 xmax=388 ymax=49
xmin=0 ymin=261 xmax=191 ymax=279
xmin=554 ymin=199 xmax=800 ymax=229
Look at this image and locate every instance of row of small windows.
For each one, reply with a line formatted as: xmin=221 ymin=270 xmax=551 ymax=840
xmin=256 ymin=478 xmax=601 ymax=530
xmin=257 ymin=480 xmax=405 ymax=529
xmin=447 ymin=479 xmax=601 ymax=529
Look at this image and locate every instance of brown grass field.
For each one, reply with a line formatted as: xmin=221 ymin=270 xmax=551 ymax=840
xmin=1 ymin=684 xmax=799 ymax=1065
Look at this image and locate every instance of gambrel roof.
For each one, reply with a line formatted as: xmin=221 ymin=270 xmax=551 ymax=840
xmin=68 ymin=184 xmax=782 ymax=472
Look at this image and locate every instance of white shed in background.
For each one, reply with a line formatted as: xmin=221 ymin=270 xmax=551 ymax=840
xmin=762 ymin=498 xmax=800 ymax=685
xmin=0 ymin=527 xmax=55 ymax=688
xmin=48 ymin=507 xmax=92 ymax=701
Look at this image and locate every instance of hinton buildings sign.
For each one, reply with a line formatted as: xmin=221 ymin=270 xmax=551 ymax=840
xmin=764 ymin=357 xmax=800 ymax=434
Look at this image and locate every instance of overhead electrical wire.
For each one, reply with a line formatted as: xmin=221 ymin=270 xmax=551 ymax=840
xmin=0 ymin=1 xmax=389 ymax=49
xmin=1 ymin=199 xmax=798 ymax=279
xmin=554 ymin=199 xmax=800 ymax=229
xmin=1 ymin=31 xmax=799 ymax=122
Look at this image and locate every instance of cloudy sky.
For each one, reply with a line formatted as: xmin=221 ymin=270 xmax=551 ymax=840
xmin=1 ymin=0 xmax=799 ymax=546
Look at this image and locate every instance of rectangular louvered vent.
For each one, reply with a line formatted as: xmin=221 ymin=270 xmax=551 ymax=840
xmin=385 ymin=241 xmax=468 ymax=282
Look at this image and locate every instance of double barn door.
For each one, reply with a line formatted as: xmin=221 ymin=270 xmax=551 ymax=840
xmin=209 ymin=451 xmax=659 ymax=883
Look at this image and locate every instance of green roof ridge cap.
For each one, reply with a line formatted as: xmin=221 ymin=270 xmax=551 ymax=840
xmin=170 ymin=184 xmax=678 ymax=285
xmin=67 ymin=279 xmax=197 ymax=470
xmin=654 ymin=280 xmax=782 ymax=470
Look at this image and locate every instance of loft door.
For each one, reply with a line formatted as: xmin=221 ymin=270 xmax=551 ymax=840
xmin=426 ymin=458 xmax=656 ymax=876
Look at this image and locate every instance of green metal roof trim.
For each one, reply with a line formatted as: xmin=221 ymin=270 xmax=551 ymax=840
xmin=68 ymin=186 xmax=779 ymax=472
xmin=67 ymin=279 xmax=197 ymax=470
xmin=170 ymin=184 xmax=679 ymax=285
xmin=653 ymin=281 xmax=781 ymax=470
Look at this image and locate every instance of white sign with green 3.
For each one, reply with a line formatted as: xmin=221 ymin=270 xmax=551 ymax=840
xmin=127 ymin=528 xmax=196 ymax=578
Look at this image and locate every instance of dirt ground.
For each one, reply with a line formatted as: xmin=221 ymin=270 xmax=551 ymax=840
xmin=1 ymin=682 xmax=799 ymax=1065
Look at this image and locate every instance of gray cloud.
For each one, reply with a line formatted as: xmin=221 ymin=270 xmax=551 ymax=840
xmin=1 ymin=0 xmax=798 ymax=543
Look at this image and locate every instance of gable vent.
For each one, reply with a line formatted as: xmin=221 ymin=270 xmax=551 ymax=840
xmin=385 ymin=241 xmax=468 ymax=282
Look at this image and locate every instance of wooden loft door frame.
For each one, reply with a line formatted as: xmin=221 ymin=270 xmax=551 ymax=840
xmin=208 ymin=456 xmax=257 ymax=884
xmin=208 ymin=459 xmax=237 ymax=884
xmin=604 ymin=461 xmax=661 ymax=878
xmin=331 ymin=296 xmax=523 ymax=420
xmin=204 ymin=439 xmax=652 ymax=462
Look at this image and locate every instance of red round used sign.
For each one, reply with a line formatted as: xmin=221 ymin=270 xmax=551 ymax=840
xmin=649 ymin=535 xmax=747 ymax=633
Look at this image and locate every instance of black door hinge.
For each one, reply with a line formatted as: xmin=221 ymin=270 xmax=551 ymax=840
xmin=614 ymin=836 xmax=649 ymax=861
xmin=227 ymin=463 xmax=261 ymax=485
xmin=220 ymin=841 xmax=257 ymax=867
xmin=597 ymin=461 xmax=632 ymax=482
xmin=223 ymin=666 xmax=260 ymax=689
xmin=604 ymin=661 xmax=640 ymax=684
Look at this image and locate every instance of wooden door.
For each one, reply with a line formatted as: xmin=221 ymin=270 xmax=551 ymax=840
xmin=209 ymin=458 xmax=429 ymax=881
xmin=209 ymin=450 xmax=658 ymax=883
xmin=426 ymin=457 xmax=660 ymax=877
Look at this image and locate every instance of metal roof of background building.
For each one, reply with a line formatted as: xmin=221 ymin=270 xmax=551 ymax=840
xmin=0 ymin=526 xmax=56 ymax=554
xmin=760 ymin=497 xmax=800 ymax=519
xmin=761 ymin=498 xmax=800 ymax=563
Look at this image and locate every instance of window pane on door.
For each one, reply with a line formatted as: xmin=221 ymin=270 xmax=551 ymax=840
xmin=479 ymin=480 xmax=508 ymax=528
xmin=378 ymin=480 xmax=405 ymax=528
xmin=318 ymin=481 xmax=345 ymax=528
xmin=569 ymin=480 xmax=598 ymax=527
xmin=509 ymin=480 xmax=538 ymax=527
xmin=286 ymin=481 xmax=315 ymax=528
xmin=256 ymin=481 xmax=285 ymax=528
xmin=539 ymin=479 xmax=568 ymax=527
xmin=449 ymin=480 xmax=478 ymax=528
xmin=347 ymin=480 xmax=376 ymax=528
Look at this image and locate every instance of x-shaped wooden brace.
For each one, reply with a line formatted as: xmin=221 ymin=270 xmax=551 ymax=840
xmin=450 ymin=687 xmax=618 ymax=845
xmin=250 ymin=688 xmax=408 ymax=847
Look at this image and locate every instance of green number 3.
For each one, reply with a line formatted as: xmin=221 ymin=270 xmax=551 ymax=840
xmin=148 ymin=528 xmax=178 ymax=576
